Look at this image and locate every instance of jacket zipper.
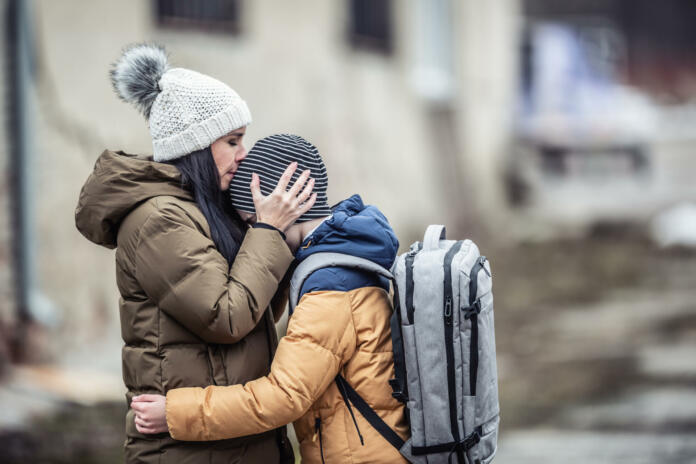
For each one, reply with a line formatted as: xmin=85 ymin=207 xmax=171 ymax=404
xmin=205 ymin=346 xmax=217 ymax=385
xmin=262 ymin=308 xmax=290 ymax=459
xmin=314 ymin=417 xmax=326 ymax=464
xmin=217 ymin=346 xmax=229 ymax=384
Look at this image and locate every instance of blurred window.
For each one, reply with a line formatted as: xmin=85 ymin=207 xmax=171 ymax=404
xmin=348 ymin=0 xmax=393 ymax=54
xmin=155 ymin=0 xmax=240 ymax=34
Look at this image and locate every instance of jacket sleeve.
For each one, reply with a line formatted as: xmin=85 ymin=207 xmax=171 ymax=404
xmin=165 ymin=291 xmax=357 ymax=441
xmin=134 ymin=200 xmax=294 ymax=344
xmin=269 ymin=265 xmax=293 ymax=323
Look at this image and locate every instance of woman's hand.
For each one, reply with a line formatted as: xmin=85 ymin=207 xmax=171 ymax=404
xmin=251 ymin=162 xmax=317 ymax=232
xmin=131 ymin=394 xmax=168 ymax=435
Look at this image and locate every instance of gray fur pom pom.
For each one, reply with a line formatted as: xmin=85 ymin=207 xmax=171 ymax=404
xmin=110 ymin=43 xmax=170 ymax=119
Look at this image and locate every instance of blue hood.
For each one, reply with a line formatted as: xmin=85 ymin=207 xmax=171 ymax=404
xmin=292 ymin=195 xmax=399 ymax=311
xmin=295 ymin=194 xmax=399 ymax=270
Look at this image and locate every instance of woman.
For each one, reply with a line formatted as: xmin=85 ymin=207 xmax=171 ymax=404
xmin=130 ymin=135 xmax=409 ymax=463
xmin=75 ymin=45 xmax=314 ymax=463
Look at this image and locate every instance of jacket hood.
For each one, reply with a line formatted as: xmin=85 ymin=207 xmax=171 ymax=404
xmin=295 ymin=194 xmax=399 ymax=270
xmin=75 ymin=149 xmax=191 ymax=248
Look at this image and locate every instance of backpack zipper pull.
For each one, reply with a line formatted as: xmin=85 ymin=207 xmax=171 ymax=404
xmin=444 ymin=296 xmax=453 ymax=325
xmin=479 ymin=256 xmax=491 ymax=276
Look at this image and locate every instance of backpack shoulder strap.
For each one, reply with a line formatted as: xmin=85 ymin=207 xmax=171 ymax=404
xmin=336 ymin=374 xmax=405 ymax=451
xmin=289 ymin=252 xmax=394 ymax=312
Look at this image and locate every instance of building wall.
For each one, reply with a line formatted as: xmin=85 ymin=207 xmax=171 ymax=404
xmin=23 ymin=0 xmax=517 ymax=357
xmin=455 ymin=0 xmax=520 ymax=224
xmin=0 ymin=0 xmax=17 ymax=343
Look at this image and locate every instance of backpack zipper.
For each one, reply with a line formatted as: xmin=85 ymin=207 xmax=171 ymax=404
xmin=404 ymin=243 xmax=422 ymax=324
xmin=466 ymin=256 xmax=487 ymax=396
xmin=405 ymin=250 xmax=417 ymax=324
xmin=443 ymin=241 xmax=465 ymax=463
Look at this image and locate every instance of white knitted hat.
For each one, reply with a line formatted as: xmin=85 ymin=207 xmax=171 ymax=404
xmin=110 ymin=44 xmax=251 ymax=162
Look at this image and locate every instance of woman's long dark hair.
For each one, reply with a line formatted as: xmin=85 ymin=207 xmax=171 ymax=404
xmin=170 ymin=147 xmax=246 ymax=265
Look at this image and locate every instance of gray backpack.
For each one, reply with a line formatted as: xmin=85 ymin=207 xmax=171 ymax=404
xmin=289 ymin=225 xmax=500 ymax=464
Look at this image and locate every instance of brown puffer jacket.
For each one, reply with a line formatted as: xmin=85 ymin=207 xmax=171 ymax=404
xmin=75 ymin=150 xmax=295 ymax=463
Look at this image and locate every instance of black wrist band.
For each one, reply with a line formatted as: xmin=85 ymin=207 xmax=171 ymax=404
xmin=253 ymin=222 xmax=286 ymax=241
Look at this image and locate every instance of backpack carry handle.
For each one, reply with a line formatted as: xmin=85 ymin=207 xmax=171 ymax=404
xmin=423 ymin=224 xmax=446 ymax=251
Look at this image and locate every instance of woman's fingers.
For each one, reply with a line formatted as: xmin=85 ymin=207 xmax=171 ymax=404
xmin=287 ymin=169 xmax=310 ymax=197
xmin=250 ymin=173 xmax=263 ymax=206
xmin=252 ymin=163 xmax=317 ymax=231
xmin=297 ymin=193 xmax=318 ymax=216
xmin=273 ymin=162 xmax=298 ymax=194
xmin=296 ymin=177 xmax=315 ymax=204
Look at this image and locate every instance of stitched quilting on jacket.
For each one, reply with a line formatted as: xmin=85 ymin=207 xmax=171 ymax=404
xmin=75 ymin=150 xmax=295 ymax=463
xmin=166 ymin=194 xmax=409 ymax=463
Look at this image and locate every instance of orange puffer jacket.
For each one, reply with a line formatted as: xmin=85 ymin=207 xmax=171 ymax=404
xmin=166 ymin=286 xmax=408 ymax=463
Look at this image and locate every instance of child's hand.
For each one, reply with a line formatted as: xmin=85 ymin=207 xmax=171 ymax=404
xmin=131 ymin=394 xmax=168 ymax=434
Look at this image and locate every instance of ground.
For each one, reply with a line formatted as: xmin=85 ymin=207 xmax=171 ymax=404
xmin=491 ymin=233 xmax=696 ymax=463
xmin=1 ymin=232 xmax=694 ymax=462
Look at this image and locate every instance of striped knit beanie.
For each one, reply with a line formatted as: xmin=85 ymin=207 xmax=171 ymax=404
xmin=229 ymin=134 xmax=331 ymax=222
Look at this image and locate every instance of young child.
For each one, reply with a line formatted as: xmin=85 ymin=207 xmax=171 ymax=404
xmin=131 ymin=134 xmax=408 ymax=463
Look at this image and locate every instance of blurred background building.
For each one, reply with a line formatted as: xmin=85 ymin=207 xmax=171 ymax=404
xmin=1 ymin=0 xmax=695 ymax=462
